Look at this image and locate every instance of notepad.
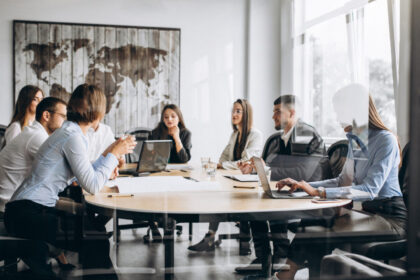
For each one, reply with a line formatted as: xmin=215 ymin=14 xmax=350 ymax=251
xmin=166 ymin=164 xmax=193 ymax=171
xmin=224 ymin=174 xmax=259 ymax=182
xmin=106 ymin=176 xmax=222 ymax=194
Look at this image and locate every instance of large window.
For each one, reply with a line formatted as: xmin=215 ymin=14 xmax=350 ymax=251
xmin=293 ymin=0 xmax=399 ymax=141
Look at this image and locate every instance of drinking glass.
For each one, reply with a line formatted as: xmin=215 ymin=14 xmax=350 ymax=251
xmin=201 ymin=157 xmax=210 ymax=171
xmin=205 ymin=162 xmax=217 ymax=177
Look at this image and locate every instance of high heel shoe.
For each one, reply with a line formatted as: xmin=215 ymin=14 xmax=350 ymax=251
xmin=188 ymin=232 xmax=215 ymax=252
xmin=55 ymin=257 xmax=76 ymax=271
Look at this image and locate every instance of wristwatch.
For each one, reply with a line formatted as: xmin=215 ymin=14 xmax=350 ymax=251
xmin=317 ymin=187 xmax=326 ymax=198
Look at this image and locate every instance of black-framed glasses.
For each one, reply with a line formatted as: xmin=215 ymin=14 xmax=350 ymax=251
xmin=48 ymin=111 xmax=67 ymax=120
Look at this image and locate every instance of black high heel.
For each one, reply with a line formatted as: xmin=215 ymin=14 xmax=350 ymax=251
xmin=55 ymin=258 xmax=76 ymax=271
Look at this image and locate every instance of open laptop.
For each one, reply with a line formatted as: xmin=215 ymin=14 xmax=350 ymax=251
xmin=120 ymin=140 xmax=172 ymax=175
xmin=253 ymin=156 xmax=311 ymax=199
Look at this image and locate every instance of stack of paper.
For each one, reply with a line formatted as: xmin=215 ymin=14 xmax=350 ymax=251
xmin=106 ymin=176 xmax=222 ymax=194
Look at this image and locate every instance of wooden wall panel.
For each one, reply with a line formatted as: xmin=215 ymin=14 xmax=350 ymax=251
xmin=13 ymin=21 xmax=180 ymax=135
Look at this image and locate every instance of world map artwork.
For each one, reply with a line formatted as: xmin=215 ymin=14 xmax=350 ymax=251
xmin=14 ymin=21 xmax=180 ymax=134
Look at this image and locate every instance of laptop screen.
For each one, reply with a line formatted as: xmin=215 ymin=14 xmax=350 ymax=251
xmin=252 ymin=156 xmax=273 ymax=196
xmin=136 ymin=140 xmax=172 ymax=173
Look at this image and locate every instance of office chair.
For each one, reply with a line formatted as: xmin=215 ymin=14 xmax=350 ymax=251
xmin=124 ymin=127 xmax=152 ymax=163
xmin=358 ymin=143 xmax=409 ymax=263
xmin=0 ymin=124 xmax=7 ymax=151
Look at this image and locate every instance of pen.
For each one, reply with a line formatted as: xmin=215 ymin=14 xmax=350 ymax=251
xmin=107 ymin=194 xmax=134 ymax=198
xmin=233 ymin=185 xmax=255 ymax=189
xmin=184 ymin=176 xmax=199 ymax=182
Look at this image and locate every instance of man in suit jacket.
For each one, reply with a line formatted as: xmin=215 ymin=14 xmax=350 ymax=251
xmin=236 ymin=95 xmax=326 ymax=276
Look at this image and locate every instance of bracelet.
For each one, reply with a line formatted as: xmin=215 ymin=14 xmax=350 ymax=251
xmin=317 ymin=187 xmax=326 ymax=198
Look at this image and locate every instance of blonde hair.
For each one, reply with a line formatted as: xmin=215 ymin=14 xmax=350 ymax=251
xmin=368 ymin=95 xmax=402 ymax=166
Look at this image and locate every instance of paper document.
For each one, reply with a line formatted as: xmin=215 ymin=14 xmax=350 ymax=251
xmin=166 ymin=164 xmax=193 ymax=171
xmin=106 ymin=176 xmax=222 ymax=194
xmin=224 ymin=174 xmax=259 ymax=182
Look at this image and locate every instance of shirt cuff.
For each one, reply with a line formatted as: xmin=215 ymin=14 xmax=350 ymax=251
xmin=93 ymin=153 xmax=119 ymax=170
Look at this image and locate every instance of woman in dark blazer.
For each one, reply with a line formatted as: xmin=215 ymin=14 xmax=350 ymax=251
xmin=146 ymin=104 xmax=192 ymax=242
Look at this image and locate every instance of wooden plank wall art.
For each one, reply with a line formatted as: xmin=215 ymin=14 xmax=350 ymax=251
xmin=14 ymin=20 xmax=180 ymax=134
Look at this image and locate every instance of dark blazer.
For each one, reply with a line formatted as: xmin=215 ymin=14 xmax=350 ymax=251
xmin=150 ymin=128 xmax=192 ymax=163
xmin=261 ymin=120 xmax=328 ymax=181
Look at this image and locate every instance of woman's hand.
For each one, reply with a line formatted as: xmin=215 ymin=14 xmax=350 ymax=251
xmin=276 ymin=178 xmax=319 ymax=196
xmin=238 ymin=161 xmax=253 ymax=174
xmin=168 ymin=126 xmax=180 ymax=139
xmin=110 ymin=136 xmax=137 ymax=159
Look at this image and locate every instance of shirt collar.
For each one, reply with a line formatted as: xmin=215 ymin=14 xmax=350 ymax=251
xmin=281 ymin=124 xmax=296 ymax=146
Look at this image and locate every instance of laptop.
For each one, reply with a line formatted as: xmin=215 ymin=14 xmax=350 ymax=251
xmin=120 ymin=140 xmax=172 ymax=175
xmin=252 ymin=156 xmax=311 ymax=199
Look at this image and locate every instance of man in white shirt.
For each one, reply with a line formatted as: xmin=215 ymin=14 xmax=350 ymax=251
xmin=87 ymin=123 xmax=116 ymax=162
xmin=0 ymin=97 xmax=67 ymax=213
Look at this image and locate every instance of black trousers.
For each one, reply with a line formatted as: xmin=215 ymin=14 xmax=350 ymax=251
xmin=4 ymin=200 xmax=115 ymax=273
xmin=250 ymin=221 xmax=290 ymax=259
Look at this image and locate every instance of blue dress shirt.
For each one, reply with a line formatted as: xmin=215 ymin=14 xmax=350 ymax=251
xmin=310 ymin=129 xmax=402 ymax=201
xmin=10 ymin=121 xmax=118 ymax=207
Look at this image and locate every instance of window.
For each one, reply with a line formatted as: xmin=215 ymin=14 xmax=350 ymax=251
xmin=293 ymin=0 xmax=399 ymax=142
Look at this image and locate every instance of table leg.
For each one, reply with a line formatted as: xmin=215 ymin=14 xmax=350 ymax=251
xmin=113 ymin=210 xmax=119 ymax=244
xmin=164 ymin=216 xmax=176 ymax=280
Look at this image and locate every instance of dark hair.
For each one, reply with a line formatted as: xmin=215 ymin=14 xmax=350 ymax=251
xmin=154 ymin=104 xmax=186 ymax=138
xmin=67 ymin=84 xmax=106 ymax=123
xmin=9 ymin=85 xmax=44 ymax=128
xmin=35 ymin=97 xmax=67 ymax=122
xmin=232 ymin=99 xmax=253 ymax=160
xmin=273 ymin=95 xmax=296 ymax=109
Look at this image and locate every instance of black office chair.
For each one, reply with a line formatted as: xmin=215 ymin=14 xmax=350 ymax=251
xmin=359 ymin=143 xmax=409 ymax=263
xmin=0 ymin=124 xmax=7 ymax=151
xmin=124 ymin=127 xmax=152 ymax=164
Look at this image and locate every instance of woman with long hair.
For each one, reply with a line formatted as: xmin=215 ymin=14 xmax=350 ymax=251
xmin=150 ymin=104 xmax=191 ymax=163
xmin=4 ymin=84 xmax=136 ymax=278
xmin=273 ymin=84 xmax=407 ymax=279
xmin=5 ymin=85 xmax=44 ymax=145
xmin=188 ymin=99 xmax=263 ymax=252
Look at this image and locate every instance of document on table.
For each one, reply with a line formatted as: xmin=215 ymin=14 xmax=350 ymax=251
xmin=106 ymin=176 xmax=222 ymax=194
xmin=224 ymin=174 xmax=259 ymax=182
xmin=166 ymin=164 xmax=193 ymax=170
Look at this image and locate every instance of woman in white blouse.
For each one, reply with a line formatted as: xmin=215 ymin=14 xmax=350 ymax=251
xmin=4 ymin=85 xmax=44 ymax=146
xmin=188 ymin=99 xmax=263 ymax=252
xmin=218 ymin=99 xmax=263 ymax=170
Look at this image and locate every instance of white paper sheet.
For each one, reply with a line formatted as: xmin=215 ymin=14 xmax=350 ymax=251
xmin=106 ymin=176 xmax=222 ymax=194
xmin=166 ymin=164 xmax=193 ymax=170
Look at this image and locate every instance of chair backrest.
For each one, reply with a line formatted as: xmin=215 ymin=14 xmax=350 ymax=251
xmin=327 ymin=139 xmax=349 ymax=178
xmin=0 ymin=124 xmax=7 ymax=151
xmin=398 ymin=143 xmax=409 ymax=206
xmin=125 ymin=127 xmax=152 ymax=163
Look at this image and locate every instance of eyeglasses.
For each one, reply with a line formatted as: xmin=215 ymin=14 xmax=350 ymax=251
xmin=232 ymin=109 xmax=243 ymax=115
xmin=48 ymin=111 xmax=67 ymax=120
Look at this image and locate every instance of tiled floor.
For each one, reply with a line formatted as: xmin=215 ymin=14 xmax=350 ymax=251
xmin=58 ymin=221 xmax=258 ymax=280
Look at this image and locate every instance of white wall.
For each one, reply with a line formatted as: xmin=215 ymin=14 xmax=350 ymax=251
xmin=0 ymin=0 xmax=276 ymax=164
xmin=248 ymin=0 xmax=282 ymax=139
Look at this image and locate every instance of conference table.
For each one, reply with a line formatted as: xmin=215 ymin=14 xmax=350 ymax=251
xmin=85 ymin=164 xmax=352 ymax=279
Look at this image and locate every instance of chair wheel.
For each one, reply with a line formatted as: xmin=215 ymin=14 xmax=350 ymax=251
xmin=176 ymin=230 xmax=182 ymax=236
xmin=214 ymin=240 xmax=221 ymax=247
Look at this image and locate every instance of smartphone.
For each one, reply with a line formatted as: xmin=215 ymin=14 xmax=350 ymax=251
xmin=311 ymin=198 xmax=340 ymax=203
